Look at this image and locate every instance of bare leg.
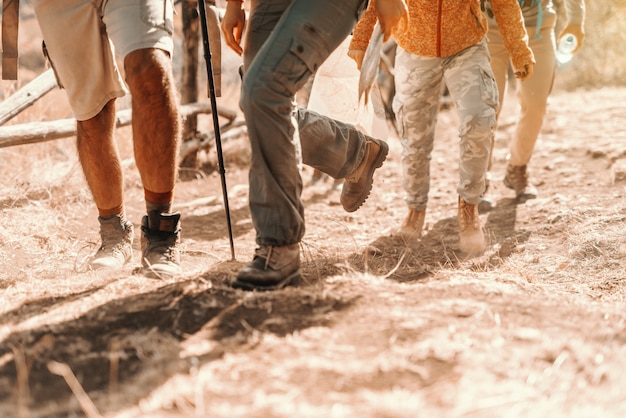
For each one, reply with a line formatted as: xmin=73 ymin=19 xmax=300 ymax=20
xmin=77 ymin=99 xmax=124 ymax=215
xmin=124 ymin=48 xmax=181 ymax=196
xmin=78 ymin=99 xmax=134 ymax=270
xmin=124 ymin=48 xmax=183 ymax=278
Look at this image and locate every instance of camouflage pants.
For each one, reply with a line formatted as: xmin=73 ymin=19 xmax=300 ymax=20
xmin=393 ymin=38 xmax=498 ymax=210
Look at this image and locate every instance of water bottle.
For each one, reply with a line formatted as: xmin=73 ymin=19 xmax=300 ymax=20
xmin=556 ymin=33 xmax=578 ymax=64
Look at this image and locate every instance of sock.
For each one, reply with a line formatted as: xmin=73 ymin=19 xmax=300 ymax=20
xmin=145 ymin=189 xmax=173 ymax=214
xmin=98 ymin=204 xmax=125 ymax=220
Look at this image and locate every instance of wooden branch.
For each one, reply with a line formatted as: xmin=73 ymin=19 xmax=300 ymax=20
xmin=179 ymin=117 xmax=247 ymax=161
xmin=0 ymin=69 xmax=58 ymax=126
xmin=0 ymin=102 xmax=238 ymax=148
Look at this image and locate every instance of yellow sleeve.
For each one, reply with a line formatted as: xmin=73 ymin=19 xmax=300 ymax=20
xmin=491 ymin=0 xmax=535 ymax=71
xmin=348 ymin=1 xmax=378 ymax=52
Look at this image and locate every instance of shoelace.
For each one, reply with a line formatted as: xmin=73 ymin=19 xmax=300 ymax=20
xmin=460 ymin=202 xmax=477 ymax=229
xmin=148 ymin=242 xmax=176 ymax=261
xmin=263 ymin=246 xmax=273 ymax=270
xmin=99 ymin=224 xmax=131 ymax=251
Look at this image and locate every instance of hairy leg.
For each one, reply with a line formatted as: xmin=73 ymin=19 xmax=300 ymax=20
xmin=124 ymin=48 xmax=181 ymax=195
xmin=77 ymin=99 xmax=124 ymax=214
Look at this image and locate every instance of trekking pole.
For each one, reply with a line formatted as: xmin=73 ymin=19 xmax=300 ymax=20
xmin=197 ymin=0 xmax=236 ymax=260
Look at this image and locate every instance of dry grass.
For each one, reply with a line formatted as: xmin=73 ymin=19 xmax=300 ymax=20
xmin=2 ymin=2 xmax=626 ymax=417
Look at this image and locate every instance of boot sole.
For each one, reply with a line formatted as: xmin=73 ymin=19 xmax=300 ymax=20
xmin=343 ymin=139 xmax=389 ymax=213
xmin=141 ymin=261 xmax=183 ymax=279
xmin=231 ymin=271 xmax=302 ymax=291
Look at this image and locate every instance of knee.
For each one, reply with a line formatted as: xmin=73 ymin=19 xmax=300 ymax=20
xmin=460 ymin=113 xmax=496 ymax=146
xmin=124 ymin=49 xmax=173 ymax=93
xmin=520 ymin=99 xmax=549 ymax=119
xmin=239 ymin=75 xmax=287 ymax=117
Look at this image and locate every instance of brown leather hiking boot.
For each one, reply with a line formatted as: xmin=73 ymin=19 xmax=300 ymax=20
xmin=458 ymin=197 xmax=485 ymax=255
xmin=141 ymin=211 xmax=182 ymax=279
xmin=233 ymin=244 xmax=301 ymax=291
xmin=90 ymin=215 xmax=134 ymax=270
xmin=396 ymin=208 xmax=426 ymax=240
xmin=341 ymin=138 xmax=389 ymax=212
xmin=503 ymin=164 xmax=538 ymax=201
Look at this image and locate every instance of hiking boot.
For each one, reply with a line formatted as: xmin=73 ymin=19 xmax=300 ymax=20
xmin=503 ymin=164 xmax=537 ymax=201
xmin=140 ymin=211 xmax=182 ymax=279
xmin=232 ymin=244 xmax=301 ymax=291
xmin=478 ymin=194 xmax=495 ymax=213
xmin=341 ymin=137 xmax=389 ymax=212
xmin=90 ymin=215 xmax=134 ymax=270
xmin=458 ymin=197 xmax=486 ymax=255
xmin=396 ymin=208 xmax=426 ymax=240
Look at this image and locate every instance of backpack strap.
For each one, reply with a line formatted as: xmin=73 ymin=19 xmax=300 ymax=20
xmin=2 ymin=0 xmax=20 ymax=80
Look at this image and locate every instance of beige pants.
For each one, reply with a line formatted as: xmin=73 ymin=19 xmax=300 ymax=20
xmin=487 ymin=24 xmax=557 ymax=166
xmin=32 ymin=0 xmax=174 ymax=121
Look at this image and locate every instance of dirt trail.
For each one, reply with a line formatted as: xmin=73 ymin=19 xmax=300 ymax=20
xmin=1 ymin=86 xmax=626 ymax=418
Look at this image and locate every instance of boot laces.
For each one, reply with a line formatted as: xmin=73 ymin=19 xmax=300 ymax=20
xmin=98 ymin=221 xmax=131 ymax=254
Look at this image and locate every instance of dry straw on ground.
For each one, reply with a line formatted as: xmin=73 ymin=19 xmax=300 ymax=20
xmin=3 ymin=1 xmax=626 ymax=417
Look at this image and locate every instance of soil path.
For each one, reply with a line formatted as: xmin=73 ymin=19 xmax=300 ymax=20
xmin=1 ymin=86 xmax=626 ymax=418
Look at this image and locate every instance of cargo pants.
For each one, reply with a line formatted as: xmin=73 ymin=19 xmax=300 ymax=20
xmin=240 ymin=0 xmax=373 ymax=247
xmin=393 ymin=39 xmax=498 ymax=211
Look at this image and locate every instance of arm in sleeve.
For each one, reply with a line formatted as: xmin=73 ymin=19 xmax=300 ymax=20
xmin=558 ymin=0 xmax=585 ymax=51
xmin=348 ymin=1 xmax=378 ymax=53
xmin=491 ymin=0 xmax=535 ymax=72
xmin=564 ymin=0 xmax=585 ymax=26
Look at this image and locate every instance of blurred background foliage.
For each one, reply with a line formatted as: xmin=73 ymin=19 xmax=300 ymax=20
xmin=555 ymin=0 xmax=626 ymax=90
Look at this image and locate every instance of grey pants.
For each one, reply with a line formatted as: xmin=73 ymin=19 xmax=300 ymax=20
xmin=393 ymin=39 xmax=498 ymax=210
xmin=241 ymin=0 xmax=371 ymax=246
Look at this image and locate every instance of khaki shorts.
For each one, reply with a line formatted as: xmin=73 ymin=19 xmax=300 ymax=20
xmin=32 ymin=0 xmax=175 ymax=120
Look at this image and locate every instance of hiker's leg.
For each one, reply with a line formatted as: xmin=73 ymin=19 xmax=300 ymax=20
xmin=104 ymin=0 xmax=180 ymax=199
xmin=105 ymin=0 xmax=182 ymax=277
xmin=444 ymin=39 xmax=497 ymax=205
xmin=240 ymin=0 xmax=363 ymax=245
xmin=125 ymin=48 xmax=181 ymax=197
xmin=77 ymin=100 xmax=125 ymax=213
xmin=244 ymin=0 xmax=367 ymax=181
xmin=33 ymin=0 xmax=127 ymax=212
xmin=509 ymin=25 xmax=556 ymax=166
xmin=297 ymin=108 xmax=367 ymax=179
xmin=393 ymin=47 xmax=443 ymax=211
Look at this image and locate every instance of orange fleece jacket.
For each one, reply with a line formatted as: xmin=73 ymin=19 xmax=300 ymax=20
xmin=350 ymin=0 xmax=535 ymax=72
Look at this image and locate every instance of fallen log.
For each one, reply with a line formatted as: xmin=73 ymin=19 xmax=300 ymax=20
xmin=179 ymin=117 xmax=247 ymax=161
xmin=0 ymin=69 xmax=58 ymax=126
xmin=0 ymin=102 xmax=238 ymax=148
